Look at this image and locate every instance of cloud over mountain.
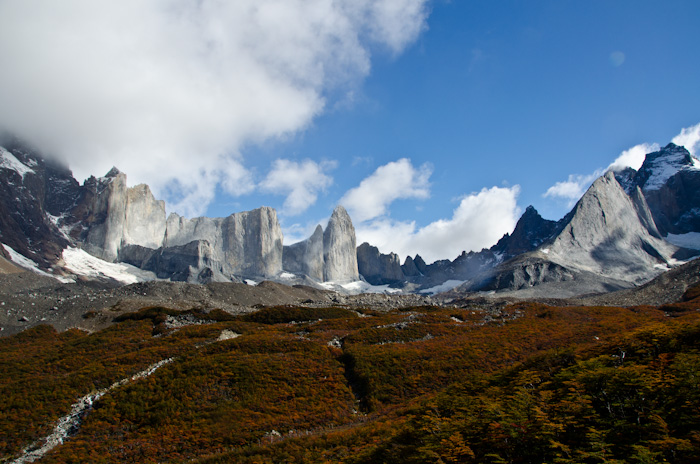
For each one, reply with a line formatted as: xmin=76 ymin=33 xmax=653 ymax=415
xmin=0 ymin=0 xmax=429 ymax=217
xmin=672 ymin=122 xmax=700 ymax=157
xmin=544 ymin=123 xmax=699 ymax=206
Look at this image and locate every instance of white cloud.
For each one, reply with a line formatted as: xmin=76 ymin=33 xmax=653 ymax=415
xmin=672 ymin=122 xmax=700 ymax=157
xmin=607 ymin=143 xmax=660 ymax=172
xmin=543 ymin=142 xmax=661 ymax=208
xmin=260 ymin=159 xmax=336 ymax=215
xmin=341 ymin=158 xmax=432 ymax=222
xmin=543 ymin=171 xmax=603 ymax=205
xmin=0 ymin=0 xmax=429 ymax=217
xmin=355 ymin=186 xmax=521 ymax=263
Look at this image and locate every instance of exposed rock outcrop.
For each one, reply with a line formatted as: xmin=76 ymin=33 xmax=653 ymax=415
xmin=124 ymin=184 xmax=167 ymax=250
xmin=401 ymin=256 xmax=422 ymax=277
xmin=282 ymin=206 xmax=359 ymax=283
xmin=491 ymin=205 xmax=562 ymax=259
xmin=630 ymin=143 xmax=700 ymax=235
xmin=143 ymin=240 xmax=223 ymax=283
xmin=283 ymin=225 xmax=324 ymax=281
xmin=165 ymin=207 xmax=283 ymax=279
xmin=546 ymin=171 xmax=679 ymax=283
xmin=322 ymin=206 xmax=359 ymax=282
xmin=456 ymin=171 xmax=689 ymax=298
xmin=0 ymin=142 xmax=70 ymax=267
xmin=356 ymin=242 xmax=404 ymax=285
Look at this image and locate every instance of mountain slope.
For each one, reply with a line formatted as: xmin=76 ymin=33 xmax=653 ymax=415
xmin=452 ymin=172 xmax=689 ymax=298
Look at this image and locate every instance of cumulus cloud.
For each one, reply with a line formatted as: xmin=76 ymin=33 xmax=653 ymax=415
xmin=260 ymin=159 xmax=336 ymax=215
xmin=355 ymin=186 xmax=521 ymax=263
xmin=0 ymin=0 xmax=429 ymax=217
xmin=672 ymin=122 xmax=700 ymax=156
xmin=607 ymin=143 xmax=660 ymax=172
xmin=341 ymin=158 xmax=432 ymax=222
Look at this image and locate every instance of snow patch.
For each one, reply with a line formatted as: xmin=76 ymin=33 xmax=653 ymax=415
xmin=2 ymin=244 xmax=73 ymax=282
xmin=319 ymin=280 xmax=402 ymax=295
xmin=62 ymin=247 xmax=156 ymax=284
xmin=643 ymin=149 xmax=700 ymax=191
xmin=245 ymin=279 xmax=258 ymax=286
xmin=665 ymin=232 xmax=700 ymax=250
xmin=46 ymin=214 xmax=74 ymax=241
xmin=0 ymin=147 xmax=34 ymax=179
xmin=419 ymin=280 xmax=465 ymax=295
xmin=278 ymin=272 xmax=296 ymax=280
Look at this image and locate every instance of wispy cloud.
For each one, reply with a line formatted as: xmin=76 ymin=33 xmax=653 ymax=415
xmin=341 ymin=158 xmax=432 ymax=222
xmin=544 ymin=171 xmax=603 ymax=206
xmin=0 ymin=0 xmax=430 ymax=217
xmin=260 ymin=159 xmax=336 ymax=216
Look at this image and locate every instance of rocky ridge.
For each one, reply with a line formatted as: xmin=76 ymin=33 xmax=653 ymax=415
xmin=2 ymin=137 xmax=700 ymax=299
xmin=0 ymin=141 xmax=360 ymax=285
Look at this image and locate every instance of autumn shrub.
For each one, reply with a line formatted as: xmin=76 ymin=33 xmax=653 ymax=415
xmin=239 ymin=306 xmax=357 ymax=324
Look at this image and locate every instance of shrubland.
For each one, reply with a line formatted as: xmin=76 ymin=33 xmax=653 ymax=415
xmin=1 ymin=284 xmax=699 ymax=463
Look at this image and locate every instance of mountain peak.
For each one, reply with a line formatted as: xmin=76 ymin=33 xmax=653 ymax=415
xmin=105 ymin=167 xmax=123 ymax=178
xmin=635 ymin=144 xmax=700 ymax=191
xmin=330 ymin=205 xmax=350 ymax=220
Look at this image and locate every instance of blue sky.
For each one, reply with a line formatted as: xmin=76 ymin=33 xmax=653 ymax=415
xmin=1 ymin=1 xmax=700 ymax=262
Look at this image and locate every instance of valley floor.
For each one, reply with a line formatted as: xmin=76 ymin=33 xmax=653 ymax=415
xmin=1 ymin=279 xmax=700 ymax=463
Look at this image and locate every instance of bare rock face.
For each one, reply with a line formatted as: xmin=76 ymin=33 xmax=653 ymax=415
xmin=0 ymin=143 xmax=70 ymax=267
xmin=144 ymin=240 xmax=224 ymax=283
xmin=165 ymin=206 xmax=283 ymax=278
xmin=633 ymin=144 xmax=700 ymax=235
xmin=455 ymin=172 xmax=687 ymax=298
xmin=401 ymin=256 xmax=422 ymax=277
xmin=356 ymin=242 xmax=404 ymax=285
xmin=80 ymin=170 xmax=168 ymax=262
xmin=283 ymin=225 xmax=324 ymax=281
xmin=282 ymin=206 xmax=359 ymax=283
xmin=491 ymin=205 xmax=562 ymax=259
xmin=547 ymin=171 xmax=679 ymax=284
xmin=123 ymin=184 xmax=166 ymax=250
xmin=82 ymin=169 xmax=129 ymax=262
xmin=323 ymin=206 xmax=359 ymax=282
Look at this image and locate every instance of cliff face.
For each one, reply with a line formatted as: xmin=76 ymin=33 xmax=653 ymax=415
xmin=282 ymin=206 xmax=360 ymax=283
xmin=0 ymin=141 xmax=285 ymax=282
xmin=356 ymin=242 xmax=403 ymax=285
xmin=283 ymin=225 xmax=324 ymax=281
xmin=165 ymin=207 xmax=283 ymax=278
xmin=631 ymin=144 xmax=700 ymax=235
xmin=323 ymin=206 xmax=359 ymax=282
xmin=73 ymin=168 xmax=284 ymax=280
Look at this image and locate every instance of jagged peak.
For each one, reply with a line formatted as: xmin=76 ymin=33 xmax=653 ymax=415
xmin=330 ymin=205 xmax=351 ymax=220
xmin=636 ymin=143 xmax=700 ymax=191
xmin=104 ymin=167 xmax=123 ymax=178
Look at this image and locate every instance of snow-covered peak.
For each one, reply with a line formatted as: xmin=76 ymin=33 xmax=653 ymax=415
xmin=638 ymin=143 xmax=700 ymax=191
xmin=0 ymin=146 xmax=34 ymax=179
